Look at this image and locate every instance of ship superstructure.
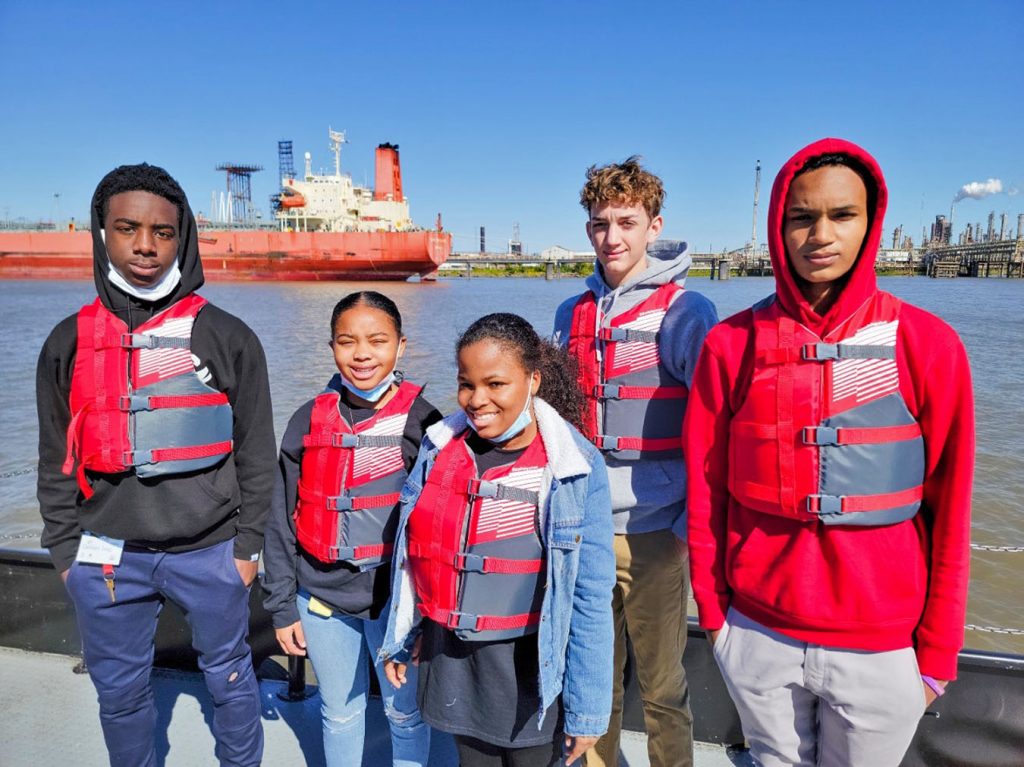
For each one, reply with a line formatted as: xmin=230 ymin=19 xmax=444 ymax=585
xmin=277 ymin=129 xmax=414 ymax=234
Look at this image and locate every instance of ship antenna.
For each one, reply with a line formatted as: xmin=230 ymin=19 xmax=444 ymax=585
xmin=328 ymin=128 xmax=348 ymax=177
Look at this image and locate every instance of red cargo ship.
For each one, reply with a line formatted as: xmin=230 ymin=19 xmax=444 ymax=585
xmin=0 ymin=130 xmax=451 ymax=281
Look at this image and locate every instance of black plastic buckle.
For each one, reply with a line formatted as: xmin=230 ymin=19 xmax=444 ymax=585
xmin=466 ymin=478 xmax=498 ymax=498
xmin=802 ymin=426 xmax=838 ymax=446
xmin=445 ymin=612 xmax=479 ymax=631
xmin=331 ymin=433 xmax=360 ymax=448
xmin=807 ymin=494 xmax=843 ymax=515
xmin=593 ymin=384 xmax=620 ymax=400
xmin=454 ymin=553 xmax=486 ymax=573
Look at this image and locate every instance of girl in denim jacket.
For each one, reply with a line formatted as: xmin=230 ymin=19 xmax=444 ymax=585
xmin=382 ymin=313 xmax=615 ymax=767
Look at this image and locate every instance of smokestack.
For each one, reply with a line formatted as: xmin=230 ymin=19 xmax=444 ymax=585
xmin=966 ymin=223 xmax=973 ymax=243
xmin=987 ymin=211 xmax=995 ymax=242
xmin=480 ymin=226 xmax=485 ymax=254
xmin=373 ymin=143 xmax=403 ymax=202
xmin=999 ymin=213 xmax=1007 ymax=241
xmin=976 ymin=222 xmax=983 ymax=242
xmin=1018 ymin=213 xmax=1024 ymax=241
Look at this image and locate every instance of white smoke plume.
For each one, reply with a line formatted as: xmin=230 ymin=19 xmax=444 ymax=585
xmin=953 ymin=178 xmax=1003 ymax=203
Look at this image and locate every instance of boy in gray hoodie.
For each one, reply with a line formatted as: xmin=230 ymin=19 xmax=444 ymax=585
xmin=552 ymin=157 xmax=718 ymax=767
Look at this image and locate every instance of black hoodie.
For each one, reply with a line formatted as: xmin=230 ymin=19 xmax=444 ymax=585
xmin=36 ymin=179 xmax=277 ymax=572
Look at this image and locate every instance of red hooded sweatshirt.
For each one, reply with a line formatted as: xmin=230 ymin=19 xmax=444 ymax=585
xmin=685 ymin=138 xmax=974 ymax=680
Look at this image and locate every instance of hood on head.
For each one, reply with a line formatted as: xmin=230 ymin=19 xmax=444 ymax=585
xmin=588 ymin=238 xmax=691 ymax=297
xmin=767 ymin=138 xmax=887 ymax=332
xmin=90 ymin=170 xmax=205 ymax=316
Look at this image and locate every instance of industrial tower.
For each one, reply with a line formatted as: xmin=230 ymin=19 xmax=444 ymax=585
xmin=216 ymin=163 xmax=263 ymax=225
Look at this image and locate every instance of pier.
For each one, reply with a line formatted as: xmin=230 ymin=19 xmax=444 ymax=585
xmin=441 ymin=253 xmax=772 ymax=280
xmin=925 ymin=239 xmax=1024 ymax=278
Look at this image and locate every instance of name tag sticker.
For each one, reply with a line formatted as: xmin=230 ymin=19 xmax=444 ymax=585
xmin=76 ymin=533 xmax=125 ymax=566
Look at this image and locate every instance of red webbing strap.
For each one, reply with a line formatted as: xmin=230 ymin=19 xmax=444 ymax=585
xmin=94 ymin=306 xmax=120 ymax=472
xmin=730 ymin=422 xmax=778 ymax=438
xmin=351 ymin=543 xmax=393 ymax=560
xmin=809 ymin=485 xmax=924 ymax=514
xmin=595 ymin=436 xmax=682 ymax=452
xmin=349 ymin=492 xmax=401 ymax=510
xmin=757 ymin=347 xmax=802 ymax=365
xmin=407 ymin=541 xmax=431 ymax=559
xmin=62 ymin=404 xmax=90 ymax=475
xmin=732 ymin=479 xmax=778 ymax=504
xmin=568 ymin=293 xmax=600 ymax=439
xmin=776 ymin=316 xmax=798 ymax=513
xmin=139 ymin=393 xmax=229 ymax=410
xmin=602 ymin=385 xmax=687 ymax=400
xmin=473 ymin=612 xmax=541 ymax=631
xmin=456 ymin=555 xmax=544 ymax=575
xmin=834 ymin=423 xmax=921 ymax=445
xmin=426 ymin=606 xmax=541 ymax=632
xmin=145 ymin=440 xmax=232 ymax=464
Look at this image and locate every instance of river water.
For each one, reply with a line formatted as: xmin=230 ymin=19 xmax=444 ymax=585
xmin=1 ymin=276 xmax=1021 ymax=654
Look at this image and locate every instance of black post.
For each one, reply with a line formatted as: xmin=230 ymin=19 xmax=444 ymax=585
xmin=278 ymin=654 xmax=314 ymax=701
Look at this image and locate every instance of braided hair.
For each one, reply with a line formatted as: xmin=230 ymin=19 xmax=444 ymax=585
xmin=457 ymin=313 xmax=585 ymax=432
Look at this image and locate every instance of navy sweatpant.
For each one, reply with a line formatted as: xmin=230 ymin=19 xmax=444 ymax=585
xmin=65 ymin=538 xmax=263 ymax=767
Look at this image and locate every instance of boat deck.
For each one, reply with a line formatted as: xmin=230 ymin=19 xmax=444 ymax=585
xmin=0 ymin=647 xmax=751 ymax=766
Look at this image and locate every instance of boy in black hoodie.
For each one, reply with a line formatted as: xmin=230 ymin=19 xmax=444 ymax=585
xmin=36 ymin=164 xmax=276 ymax=767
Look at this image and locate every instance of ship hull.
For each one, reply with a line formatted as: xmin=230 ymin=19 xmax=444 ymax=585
xmin=0 ymin=229 xmax=451 ymax=281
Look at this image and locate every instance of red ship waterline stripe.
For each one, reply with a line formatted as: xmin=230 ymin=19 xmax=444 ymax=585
xmin=0 ymin=230 xmax=452 ymax=281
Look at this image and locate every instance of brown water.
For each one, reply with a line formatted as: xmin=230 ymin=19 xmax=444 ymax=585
xmin=1 ymin=276 xmax=1021 ymax=654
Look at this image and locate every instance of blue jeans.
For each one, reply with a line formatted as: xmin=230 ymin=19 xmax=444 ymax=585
xmin=65 ymin=539 xmax=262 ymax=767
xmin=298 ymin=591 xmax=430 ymax=767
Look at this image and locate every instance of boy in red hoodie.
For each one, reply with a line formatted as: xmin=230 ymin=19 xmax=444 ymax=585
xmin=685 ymin=138 xmax=974 ymax=765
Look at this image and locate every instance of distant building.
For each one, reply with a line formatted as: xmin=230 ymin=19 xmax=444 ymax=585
xmin=540 ymin=245 xmax=595 ymax=261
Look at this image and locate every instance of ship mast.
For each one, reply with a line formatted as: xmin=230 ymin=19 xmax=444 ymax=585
xmin=329 ymin=128 xmax=348 ymax=177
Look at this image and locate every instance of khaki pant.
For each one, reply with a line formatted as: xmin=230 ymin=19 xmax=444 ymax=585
xmin=589 ymin=528 xmax=693 ymax=767
xmin=714 ymin=609 xmax=926 ymax=767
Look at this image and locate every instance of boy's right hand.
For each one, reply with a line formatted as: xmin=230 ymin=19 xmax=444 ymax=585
xmin=275 ymin=621 xmax=307 ymax=656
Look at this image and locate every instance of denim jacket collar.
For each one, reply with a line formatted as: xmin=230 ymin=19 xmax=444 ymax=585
xmin=425 ymin=397 xmax=592 ymax=481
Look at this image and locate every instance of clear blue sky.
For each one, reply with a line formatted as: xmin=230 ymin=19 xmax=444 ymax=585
xmin=2 ymin=0 xmax=1021 ymax=253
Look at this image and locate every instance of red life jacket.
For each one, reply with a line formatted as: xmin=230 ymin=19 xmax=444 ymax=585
xmin=407 ymin=430 xmax=548 ymax=641
xmin=729 ymin=292 xmax=925 ymax=526
xmin=568 ymin=283 xmax=688 ymax=460
xmin=63 ymin=294 xmax=232 ymax=498
xmin=295 ymin=380 xmax=422 ymax=567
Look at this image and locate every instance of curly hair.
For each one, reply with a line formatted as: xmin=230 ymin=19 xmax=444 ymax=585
xmin=93 ymin=163 xmax=188 ymax=227
xmin=457 ymin=313 xmax=586 ymax=432
xmin=580 ymin=155 xmax=665 ymax=220
xmin=330 ymin=290 xmax=403 ymax=338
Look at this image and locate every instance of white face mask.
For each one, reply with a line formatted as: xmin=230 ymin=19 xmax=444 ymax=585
xmin=338 ymin=346 xmax=403 ymax=403
xmin=467 ymin=391 xmax=533 ymax=444
xmin=102 ymin=229 xmax=182 ymax=302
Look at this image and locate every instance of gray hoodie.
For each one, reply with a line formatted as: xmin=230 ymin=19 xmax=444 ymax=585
xmin=553 ymin=241 xmax=718 ymax=538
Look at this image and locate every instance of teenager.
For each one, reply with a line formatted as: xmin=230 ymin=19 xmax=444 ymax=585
xmin=262 ymin=291 xmax=440 ymax=766
xmin=37 ymin=163 xmax=276 ymax=766
xmin=553 ymin=156 xmax=718 ymax=767
xmin=685 ymin=137 xmax=974 ymax=766
xmin=381 ymin=313 xmax=615 ymax=767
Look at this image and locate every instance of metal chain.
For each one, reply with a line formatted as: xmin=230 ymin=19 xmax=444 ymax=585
xmin=0 ymin=533 xmax=40 ymax=543
xmin=965 ymin=624 xmax=1024 ymax=636
xmin=0 ymin=466 xmax=36 ymax=480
